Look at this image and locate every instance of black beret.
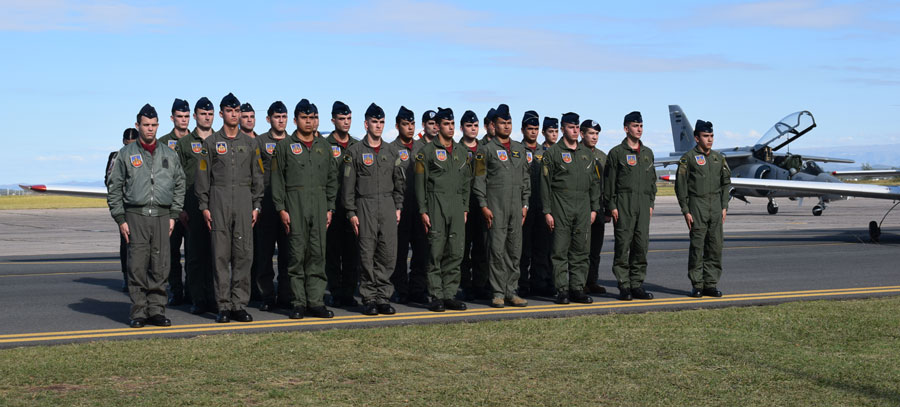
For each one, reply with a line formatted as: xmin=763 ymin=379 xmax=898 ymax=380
xmin=294 ymin=99 xmax=318 ymax=116
xmin=623 ymin=111 xmax=643 ymax=125
xmin=240 ymin=103 xmax=254 ymax=113
xmin=542 ymin=117 xmax=559 ymax=130
xmin=460 ymin=110 xmax=478 ymax=124
xmin=195 ymin=97 xmax=214 ymax=112
xmin=365 ymin=103 xmax=385 ymax=119
xmin=396 ymin=106 xmax=415 ymax=122
xmin=123 ymin=128 xmax=139 ymax=141
xmin=561 ymin=112 xmax=579 ymax=125
xmin=580 ymin=119 xmax=601 ymax=132
xmin=695 ymin=119 xmax=714 ymax=134
xmin=522 ymin=110 xmax=539 ymax=126
xmin=332 ymin=101 xmax=351 ymax=116
xmin=138 ymin=103 xmax=158 ymax=120
xmin=220 ymin=93 xmax=240 ymax=109
xmin=267 ymin=101 xmax=287 ymax=116
xmin=484 ymin=108 xmax=497 ymax=124
xmin=171 ymin=98 xmax=189 ymax=113
xmin=434 ymin=107 xmax=454 ymax=122
xmin=495 ymin=104 xmax=512 ymax=121
xmin=422 ymin=110 xmax=437 ymax=123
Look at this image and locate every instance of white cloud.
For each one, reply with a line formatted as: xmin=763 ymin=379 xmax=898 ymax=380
xmin=0 ymin=0 xmax=177 ymax=32
xmin=697 ymin=0 xmax=898 ymax=31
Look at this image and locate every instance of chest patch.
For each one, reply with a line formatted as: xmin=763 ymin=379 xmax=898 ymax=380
xmin=561 ymin=152 xmax=572 ymax=164
xmin=526 ymin=151 xmax=533 ymax=164
xmin=626 ymin=154 xmax=637 ymax=166
xmin=331 ymin=145 xmax=341 ymax=157
xmin=497 ymin=150 xmax=508 ymax=161
xmin=167 ymin=140 xmax=177 ymax=150
xmin=436 ymin=150 xmax=448 ymax=162
xmin=511 ymin=151 xmax=520 ymax=159
xmin=695 ymin=155 xmax=706 ymax=165
xmin=130 ymin=154 xmax=143 ymax=168
xmin=291 ymin=143 xmax=303 ymax=155
xmin=265 ymin=143 xmax=276 ymax=155
xmin=216 ymin=142 xmax=227 ymax=155
xmin=191 ymin=142 xmax=202 ymax=154
xmin=362 ymin=153 xmax=374 ymax=166
xmin=399 ymin=149 xmax=409 ymax=161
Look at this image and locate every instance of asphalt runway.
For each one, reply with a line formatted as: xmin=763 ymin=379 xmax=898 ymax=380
xmin=1 ymin=196 xmax=898 ymax=347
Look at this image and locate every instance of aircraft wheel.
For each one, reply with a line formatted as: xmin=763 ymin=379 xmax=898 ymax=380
xmin=869 ymin=221 xmax=881 ymax=242
xmin=812 ymin=205 xmax=824 ymax=216
xmin=767 ymin=202 xmax=779 ymax=215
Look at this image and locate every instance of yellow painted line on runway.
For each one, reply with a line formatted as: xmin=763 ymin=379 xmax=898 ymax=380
xmin=0 ymin=260 xmax=119 ymax=265
xmin=0 ymin=270 xmax=117 ymax=278
xmin=2 ymin=285 xmax=898 ymax=344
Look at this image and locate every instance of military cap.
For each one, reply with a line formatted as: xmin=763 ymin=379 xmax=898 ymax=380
xmin=267 ymin=101 xmax=287 ymax=116
xmin=561 ymin=112 xmax=580 ymax=125
xmin=195 ymin=97 xmax=214 ymax=112
xmin=396 ymin=106 xmax=415 ymax=122
xmin=220 ymin=93 xmax=240 ymax=109
xmin=365 ymin=102 xmax=385 ymax=119
xmin=542 ymin=117 xmax=559 ymax=130
xmin=522 ymin=110 xmax=540 ymax=127
xmin=422 ymin=110 xmax=437 ymax=123
xmin=495 ymin=104 xmax=512 ymax=121
xmin=240 ymin=103 xmax=254 ymax=113
xmin=623 ymin=111 xmax=643 ymax=125
xmin=332 ymin=101 xmax=351 ymax=116
xmin=123 ymin=128 xmax=139 ymax=141
xmin=580 ymin=119 xmax=601 ymax=132
xmin=294 ymin=99 xmax=318 ymax=116
xmin=484 ymin=108 xmax=497 ymax=124
xmin=695 ymin=119 xmax=714 ymax=134
xmin=138 ymin=103 xmax=158 ymax=120
xmin=460 ymin=110 xmax=478 ymax=124
xmin=434 ymin=107 xmax=454 ymax=122
xmin=171 ymin=98 xmax=190 ymax=113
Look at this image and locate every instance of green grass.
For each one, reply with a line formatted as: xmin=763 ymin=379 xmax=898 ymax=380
xmin=1 ymin=297 xmax=899 ymax=406
xmin=0 ymin=195 xmax=106 ymax=210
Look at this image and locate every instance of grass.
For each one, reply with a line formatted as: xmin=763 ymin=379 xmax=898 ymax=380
xmin=846 ymin=177 xmax=900 ymax=186
xmin=0 ymin=195 xmax=107 ymax=210
xmin=1 ymin=297 xmax=899 ymax=406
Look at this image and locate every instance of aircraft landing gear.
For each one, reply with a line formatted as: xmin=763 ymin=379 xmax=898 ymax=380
xmin=767 ymin=199 xmax=779 ymax=215
xmin=812 ymin=199 xmax=826 ymax=216
xmin=869 ymin=201 xmax=899 ymax=242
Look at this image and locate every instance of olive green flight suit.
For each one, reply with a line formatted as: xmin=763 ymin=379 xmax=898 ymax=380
xmin=540 ymin=142 xmax=602 ymax=293
xmin=342 ymin=139 xmax=405 ymax=305
xmin=675 ymin=146 xmax=731 ymax=289
xmin=107 ymin=141 xmax=185 ymax=320
xmin=324 ymin=134 xmax=361 ymax=303
xmin=255 ymin=130 xmax=292 ymax=305
xmin=174 ymin=128 xmax=215 ymax=309
xmin=158 ymin=130 xmax=186 ymax=300
xmin=587 ymin=147 xmax=608 ymax=288
xmin=520 ymin=144 xmax=552 ymax=294
xmin=604 ymin=139 xmax=657 ymax=290
xmin=415 ymin=140 xmax=472 ymax=300
xmin=390 ymin=137 xmax=429 ymax=300
xmin=271 ymin=133 xmax=338 ymax=308
xmin=473 ymin=138 xmax=530 ymax=299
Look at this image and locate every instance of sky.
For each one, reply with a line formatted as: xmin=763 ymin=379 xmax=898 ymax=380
xmin=1 ymin=0 xmax=899 ymax=185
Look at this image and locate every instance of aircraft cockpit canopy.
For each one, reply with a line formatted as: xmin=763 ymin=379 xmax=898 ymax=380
xmin=755 ymin=111 xmax=816 ymax=151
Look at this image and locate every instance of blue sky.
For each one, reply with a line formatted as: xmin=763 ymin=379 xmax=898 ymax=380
xmin=1 ymin=0 xmax=899 ymax=184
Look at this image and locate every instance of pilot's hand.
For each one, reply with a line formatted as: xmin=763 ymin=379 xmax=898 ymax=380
xmin=545 ymin=214 xmax=555 ymax=232
xmin=203 ymin=209 xmax=212 ymax=231
xmin=611 ymin=209 xmax=619 ymax=224
xmin=482 ymin=207 xmax=493 ymax=229
xmin=280 ymin=210 xmax=291 ymax=234
xmin=650 ymin=207 xmax=654 ymax=218
xmin=251 ymin=209 xmax=259 ymax=228
xmin=421 ymin=213 xmax=431 ymax=234
xmin=722 ymin=209 xmax=727 ymax=224
xmin=522 ymin=207 xmax=528 ymax=225
xmin=350 ymin=216 xmax=360 ymax=236
xmin=684 ymin=213 xmax=694 ymax=231
xmin=396 ymin=210 xmax=402 ymax=224
xmin=119 ymin=222 xmax=130 ymax=244
xmin=169 ymin=219 xmax=175 ymax=236
xmin=590 ymin=211 xmax=597 ymax=225
xmin=326 ymin=210 xmax=333 ymax=228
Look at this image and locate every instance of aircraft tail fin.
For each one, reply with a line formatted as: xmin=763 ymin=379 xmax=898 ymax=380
xmin=669 ymin=105 xmax=696 ymax=153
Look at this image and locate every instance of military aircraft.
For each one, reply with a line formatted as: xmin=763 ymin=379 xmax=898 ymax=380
xmin=656 ymin=105 xmax=855 ymax=216
xmin=19 ymin=184 xmax=106 ymax=198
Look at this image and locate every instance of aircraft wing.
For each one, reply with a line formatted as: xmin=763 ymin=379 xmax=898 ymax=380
xmin=791 ymin=155 xmax=855 ymax=164
xmin=19 ymin=184 xmax=107 ymax=198
xmin=832 ymin=169 xmax=900 ymax=177
xmin=729 ymin=178 xmax=900 ymax=200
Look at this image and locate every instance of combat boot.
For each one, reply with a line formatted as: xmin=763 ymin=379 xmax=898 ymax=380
xmin=555 ymin=290 xmax=570 ymax=304
xmin=506 ymin=296 xmax=528 ymax=307
xmin=618 ymin=285 xmax=632 ymax=301
xmin=569 ymin=290 xmax=593 ymax=304
xmin=490 ymin=297 xmax=505 ymax=308
xmin=631 ymin=286 xmax=654 ymax=300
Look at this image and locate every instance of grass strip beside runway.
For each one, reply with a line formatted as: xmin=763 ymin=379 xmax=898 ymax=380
xmin=1 ymin=297 xmax=898 ymax=406
xmin=0 ymin=195 xmax=106 ymax=210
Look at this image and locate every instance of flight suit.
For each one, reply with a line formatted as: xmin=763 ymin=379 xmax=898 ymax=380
xmin=390 ymin=137 xmax=429 ymax=301
xmin=325 ymin=134 xmax=361 ymax=304
xmin=107 ymin=141 xmax=185 ymax=320
xmin=342 ymin=140 xmax=405 ymax=305
xmin=604 ymin=139 xmax=657 ymax=290
xmin=541 ymin=142 xmax=602 ymax=293
xmin=158 ymin=130 xmax=187 ymax=301
xmin=255 ymin=131 xmax=292 ymax=306
xmin=675 ymin=146 xmax=731 ymax=289
xmin=195 ymin=129 xmax=264 ymax=312
xmin=174 ymin=129 xmax=215 ymax=309
xmin=473 ymin=138 xmax=530 ymax=299
xmin=105 ymin=150 xmax=128 ymax=289
xmin=415 ymin=140 xmax=472 ymax=300
xmin=461 ymin=141 xmax=489 ymax=299
xmin=587 ymin=147 xmax=608 ymax=289
xmin=271 ymin=133 xmax=338 ymax=309
xmin=520 ymin=144 xmax=552 ymax=295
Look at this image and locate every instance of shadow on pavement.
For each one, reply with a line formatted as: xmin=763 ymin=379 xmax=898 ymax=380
xmin=74 ymin=277 xmax=128 ymax=293
xmin=68 ymin=298 xmax=130 ymax=324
